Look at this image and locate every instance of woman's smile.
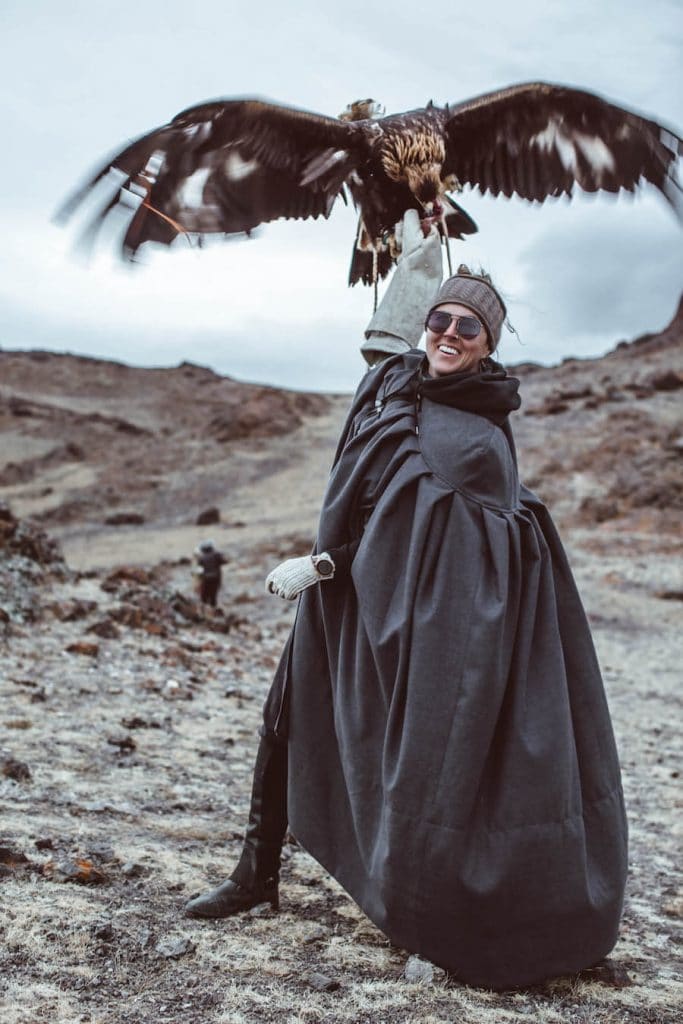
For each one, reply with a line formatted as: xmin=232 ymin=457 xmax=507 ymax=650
xmin=425 ymin=301 xmax=490 ymax=376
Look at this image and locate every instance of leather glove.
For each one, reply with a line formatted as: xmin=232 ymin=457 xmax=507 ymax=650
xmin=361 ymin=209 xmax=443 ymax=366
xmin=265 ymin=553 xmax=335 ymax=601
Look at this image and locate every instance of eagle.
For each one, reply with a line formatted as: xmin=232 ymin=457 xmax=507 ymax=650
xmin=59 ymin=81 xmax=682 ymax=289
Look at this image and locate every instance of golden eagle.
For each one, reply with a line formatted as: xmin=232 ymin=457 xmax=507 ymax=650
xmin=59 ymin=81 xmax=682 ymax=286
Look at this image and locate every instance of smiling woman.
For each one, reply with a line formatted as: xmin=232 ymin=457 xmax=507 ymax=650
xmin=423 ymin=266 xmax=508 ymax=375
xmin=426 ymin=304 xmax=490 ymax=375
xmin=184 ymin=212 xmax=628 ymax=990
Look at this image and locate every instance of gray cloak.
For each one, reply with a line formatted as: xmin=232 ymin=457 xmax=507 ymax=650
xmin=264 ymin=352 xmax=627 ymax=989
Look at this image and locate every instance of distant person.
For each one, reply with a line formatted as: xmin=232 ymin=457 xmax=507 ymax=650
xmin=193 ymin=540 xmax=226 ymax=607
xmin=184 ymin=212 xmax=627 ymax=990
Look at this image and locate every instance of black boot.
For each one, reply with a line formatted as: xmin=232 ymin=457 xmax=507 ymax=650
xmin=184 ymin=732 xmax=288 ymax=919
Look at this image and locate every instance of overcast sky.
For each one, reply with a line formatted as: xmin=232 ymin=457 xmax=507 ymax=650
xmin=1 ymin=0 xmax=681 ymax=391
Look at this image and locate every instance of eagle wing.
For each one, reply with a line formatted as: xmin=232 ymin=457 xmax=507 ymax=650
xmin=443 ymin=82 xmax=682 ymax=209
xmin=57 ymin=99 xmax=359 ymax=259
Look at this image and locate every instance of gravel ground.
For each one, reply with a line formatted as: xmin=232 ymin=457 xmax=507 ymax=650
xmin=1 ymin=524 xmax=681 ymax=1024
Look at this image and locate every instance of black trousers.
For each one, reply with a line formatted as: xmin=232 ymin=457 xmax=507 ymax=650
xmin=199 ymin=576 xmax=220 ymax=606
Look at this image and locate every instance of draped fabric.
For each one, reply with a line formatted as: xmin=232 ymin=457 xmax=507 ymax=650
xmin=264 ymin=352 xmax=627 ymax=989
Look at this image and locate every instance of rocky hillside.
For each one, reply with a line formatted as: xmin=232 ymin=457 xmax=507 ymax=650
xmin=512 ymin=295 xmax=683 ymax=532
xmin=0 ymin=354 xmax=337 ymax=568
xmin=1 ymin=298 xmax=680 ymax=570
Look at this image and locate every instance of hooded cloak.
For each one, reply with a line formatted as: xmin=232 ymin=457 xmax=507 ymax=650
xmin=264 ymin=351 xmax=627 ymax=989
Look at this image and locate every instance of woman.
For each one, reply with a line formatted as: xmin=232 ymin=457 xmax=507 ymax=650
xmin=185 ymin=213 xmax=628 ymax=990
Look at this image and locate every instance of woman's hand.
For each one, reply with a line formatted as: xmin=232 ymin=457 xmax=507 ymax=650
xmin=265 ymin=554 xmax=335 ymax=600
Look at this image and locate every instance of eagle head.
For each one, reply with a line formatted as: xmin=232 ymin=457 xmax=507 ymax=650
xmin=339 ymin=99 xmax=384 ymax=122
xmin=382 ymin=131 xmax=447 ymax=213
xmin=404 ymin=165 xmax=444 ymax=212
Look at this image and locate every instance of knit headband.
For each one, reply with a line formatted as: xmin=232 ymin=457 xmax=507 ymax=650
xmin=427 ymin=265 xmax=507 ymax=350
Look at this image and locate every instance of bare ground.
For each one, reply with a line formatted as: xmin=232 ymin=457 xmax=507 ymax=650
xmin=1 ymin=307 xmax=682 ymax=1023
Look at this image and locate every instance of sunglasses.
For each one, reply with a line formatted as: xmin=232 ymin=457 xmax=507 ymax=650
xmin=425 ymin=311 xmax=483 ymax=339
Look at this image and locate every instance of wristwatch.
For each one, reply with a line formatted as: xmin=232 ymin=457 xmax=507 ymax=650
xmin=312 ymin=553 xmax=335 ymax=579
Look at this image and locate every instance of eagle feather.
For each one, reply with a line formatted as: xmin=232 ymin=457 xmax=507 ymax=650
xmin=57 ymin=82 xmax=682 ymax=286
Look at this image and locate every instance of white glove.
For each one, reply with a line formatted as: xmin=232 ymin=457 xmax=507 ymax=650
xmin=265 ymin=553 xmax=335 ymax=601
xmin=361 ymin=209 xmax=443 ymax=365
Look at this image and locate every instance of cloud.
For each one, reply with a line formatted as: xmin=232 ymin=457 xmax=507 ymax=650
xmin=1 ymin=0 xmax=681 ymax=384
xmin=517 ymin=197 xmax=683 ymax=352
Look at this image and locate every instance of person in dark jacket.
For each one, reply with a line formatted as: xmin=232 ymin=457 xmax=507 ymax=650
xmin=193 ymin=539 xmax=227 ymax=607
xmin=184 ymin=213 xmax=627 ymax=990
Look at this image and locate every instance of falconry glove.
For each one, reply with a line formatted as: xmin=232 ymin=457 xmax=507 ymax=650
xmin=361 ymin=209 xmax=443 ymax=366
xmin=265 ymin=553 xmax=335 ymax=601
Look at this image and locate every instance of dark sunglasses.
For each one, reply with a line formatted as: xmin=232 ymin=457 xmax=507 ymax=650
xmin=425 ymin=311 xmax=483 ymax=339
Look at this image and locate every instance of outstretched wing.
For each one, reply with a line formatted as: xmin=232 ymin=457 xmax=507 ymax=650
xmin=443 ymin=82 xmax=682 ymax=209
xmin=57 ymin=98 xmax=359 ymax=259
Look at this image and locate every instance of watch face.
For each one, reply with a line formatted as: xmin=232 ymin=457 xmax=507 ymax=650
xmin=316 ymin=557 xmax=334 ymax=577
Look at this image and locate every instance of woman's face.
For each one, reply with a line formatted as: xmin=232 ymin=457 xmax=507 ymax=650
xmin=425 ymin=302 xmax=490 ymax=377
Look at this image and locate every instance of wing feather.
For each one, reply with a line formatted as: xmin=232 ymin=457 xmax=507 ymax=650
xmin=444 ymin=82 xmax=682 ymax=211
xmin=59 ymin=98 xmax=359 ymax=258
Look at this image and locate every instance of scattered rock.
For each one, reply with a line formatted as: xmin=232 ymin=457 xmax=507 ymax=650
xmin=87 ymin=618 xmax=121 ymax=639
xmin=302 ymin=971 xmax=340 ymax=992
xmin=101 ymin=566 xmax=152 ymax=590
xmin=553 ymin=385 xmax=594 ymax=401
xmin=34 ymin=836 xmax=56 ymax=851
xmin=0 ymin=512 xmax=66 ymax=568
xmin=79 ymin=799 xmax=137 ymax=816
xmin=43 ymin=858 xmax=108 ymax=885
xmin=248 ymin=901 xmax=277 ymax=918
xmin=302 ymin=925 xmax=327 ymax=945
xmin=85 ymin=842 xmax=117 ymax=862
xmin=0 ymin=846 xmax=31 ymax=869
xmin=65 ymin=640 xmax=99 ymax=657
xmin=578 ymin=497 xmax=620 ymax=524
xmin=196 ymin=506 xmax=220 ymax=525
xmin=1 ymin=755 xmax=31 ymax=781
xmin=162 ymin=679 xmax=193 ymax=701
xmin=50 ymin=598 xmax=98 ymax=622
xmin=161 ymin=643 xmax=194 ymax=669
xmin=121 ymin=861 xmax=147 ymax=879
xmin=526 ymin=399 xmax=570 ymax=416
xmin=404 ymin=955 xmax=434 ymax=984
xmin=121 ymin=715 xmax=160 ymax=729
xmin=578 ymin=959 xmax=633 ymax=988
xmin=9 ymin=677 xmax=39 ymax=689
xmin=169 ymin=592 xmax=204 ymax=622
xmin=92 ymin=919 xmax=115 ymax=942
xmin=647 ymin=369 xmax=683 ymax=391
xmin=107 ymin=734 xmax=137 ymax=753
xmin=104 ymin=512 xmax=146 ymax=526
xmin=0 ymin=502 xmax=18 ymax=541
xmin=156 ymin=937 xmax=196 ymax=959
